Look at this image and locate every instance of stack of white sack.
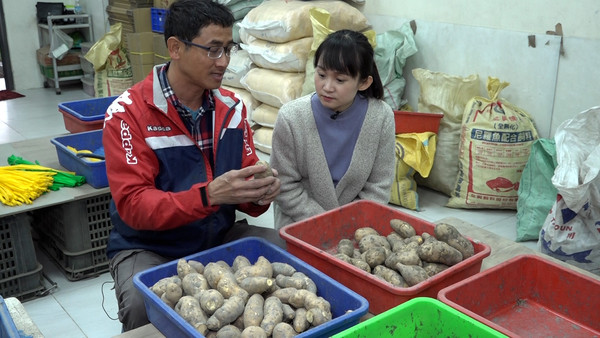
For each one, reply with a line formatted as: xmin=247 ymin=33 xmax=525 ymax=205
xmin=237 ymin=0 xmax=371 ymax=154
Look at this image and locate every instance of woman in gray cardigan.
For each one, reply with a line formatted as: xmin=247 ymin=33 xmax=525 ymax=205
xmin=270 ymin=29 xmax=396 ymax=229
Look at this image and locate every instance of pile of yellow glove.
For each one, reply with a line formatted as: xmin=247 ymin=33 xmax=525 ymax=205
xmin=0 ymin=155 xmax=86 ymax=206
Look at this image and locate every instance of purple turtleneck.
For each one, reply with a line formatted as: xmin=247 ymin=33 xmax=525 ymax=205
xmin=311 ymin=93 xmax=368 ymax=186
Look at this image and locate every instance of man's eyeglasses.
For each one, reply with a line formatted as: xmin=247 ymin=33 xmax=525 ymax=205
xmin=179 ymin=39 xmax=239 ymax=59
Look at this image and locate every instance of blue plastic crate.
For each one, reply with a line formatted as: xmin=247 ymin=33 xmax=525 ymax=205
xmin=51 ymin=129 xmax=107 ymax=188
xmin=151 ymin=8 xmax=168 ymax=33
xmin=134 ymin=237 xmax=369 ymax=337
xmin=58 ymin=96 xmax=117 ymax=133
xmin=0 ymin=296 xmax=20 ymax=338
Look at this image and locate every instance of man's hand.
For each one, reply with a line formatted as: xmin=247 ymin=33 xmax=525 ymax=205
xmin=207 ymin=164 xmax=280 ymax=206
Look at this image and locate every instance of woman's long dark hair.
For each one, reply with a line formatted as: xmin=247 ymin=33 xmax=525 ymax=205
xmin=313 ymin=29 xmax=384 ymax=99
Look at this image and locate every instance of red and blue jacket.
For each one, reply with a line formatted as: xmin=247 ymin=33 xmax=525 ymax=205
xmin=103 ymin=66 xmax=267 ymax=259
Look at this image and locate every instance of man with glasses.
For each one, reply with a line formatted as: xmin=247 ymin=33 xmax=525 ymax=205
xmin=102 ymin=0 xmax=283 ymax=332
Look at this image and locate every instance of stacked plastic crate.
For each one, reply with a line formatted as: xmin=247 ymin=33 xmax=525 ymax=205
xmin=0 ymin=214 xmax=46 ymax=300
xmin=31 ymin=193 xmax=113 ymax=281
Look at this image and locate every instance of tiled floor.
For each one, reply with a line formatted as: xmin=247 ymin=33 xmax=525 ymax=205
xmin=2 ymin=84 xmax=538 ymax=337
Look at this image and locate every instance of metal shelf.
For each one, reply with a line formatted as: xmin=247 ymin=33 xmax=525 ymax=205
xmin=38 ymin=14 xmax=93 ymax=95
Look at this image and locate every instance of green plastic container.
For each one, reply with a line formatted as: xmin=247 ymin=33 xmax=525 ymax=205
xmin=332 ymin=297 xmax=507 ymax=338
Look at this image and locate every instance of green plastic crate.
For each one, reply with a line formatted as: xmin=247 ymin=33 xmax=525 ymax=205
xmin=332 ymin=297 xmax=507 ymax=337
xmin=38 ymin=64 xmax=83 ymax=79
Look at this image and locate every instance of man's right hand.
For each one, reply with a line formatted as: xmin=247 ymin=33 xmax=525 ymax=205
xmin=207 ymin=165 xmax=280 ymax=206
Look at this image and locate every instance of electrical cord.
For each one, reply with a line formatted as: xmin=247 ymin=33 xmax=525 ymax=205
xmin=101 ymin=280 xmax=119 ymax=321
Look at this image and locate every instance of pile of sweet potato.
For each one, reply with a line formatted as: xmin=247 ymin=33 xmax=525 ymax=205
xmin=333 ymin=220 xmax=475 ymax=287
xmin=149 ymin=255 xmax=332 ymax=337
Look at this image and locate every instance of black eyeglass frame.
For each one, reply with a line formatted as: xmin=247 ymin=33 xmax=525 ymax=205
xmin=178 ymin=38 xmax=239 ymax=59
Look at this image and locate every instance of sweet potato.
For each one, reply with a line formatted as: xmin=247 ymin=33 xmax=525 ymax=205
xmin=434 ymin=222 xmax=475 ymax=259
xmin=272 ymin=322 xmax=297 ymax=338
xmin=306 ymin=307 xmax=332 ymax=327
xmin=182 ymin=272 xmax=209 ymax=296
xmin=292 ymin=308 xmax=310 ymax=333
xmin=241 ymin=326 xmax=268 ymax=338
xmin=204 ymin=262 xmax=234 ymax=289
xmin=217 ymin=273 xmax=249 ymax=302
xmin=387 ymin=232 xmax=406 ymax=252
xmin=207 ymin=295 xmax=246 ymax=331
xmin=336 ymin=238 xmax=355 ymax=257
xmin=421 ymin=232 xmax=436 ymax=244
xmin=239 ymin=276 xmax=274 ymax=295
xmin=288 ymin=289 xmax=330 ymax=313
xmin=422 ymin=262 xmax=450 ymax=277
xmin=151 ymin=275 xmax=182 ymax=298
xmin=373 ymin=265 xmax=407 ymax=287
xmin=334 ymin=253 xmax=352 ymax=264
xmin=198 ymin=289 xmax=225 ymax=316
xmin=232 ymin=255 xmax=252 ymax=272
xmin=270 ymin=287 xmax=301 ymax=304
xmin=354 ymin=227 xmax=379 ymax=242
xmin=385 ymin=248 xmax=421 ymax=268
xmin=275 ymin=275 xmax=305 ymax=289
xmin=230 ymin=314 xmax=245 ymax=331
xmin=291 ymin=272 xmax=317 ymax=294
xmin=175 ymin=295 xmax=208 ymax=331
xmin=243 ymin=293 xmax=265 ymax=328
xmin=271 ymin=262 xmax=296 ymax=277
xmin=350 ymin=257 xmax=371 ymax=273
xmin=177 ymin=258 xmax=197 ymax=279
xmin=161 ymin=282 xmax=183 ymax=308
xmin=235 ymin=256 xmax=274 ymax=282
xmin=254 ymin=160 xmax=274 ymax=179
xmin=261 ymin=296 xmax=284 ymax=335
xmin=390 ymin=219 xmax=416 ymax=238
xmin=358 ymin=234 xmax=390 ymax=253
xmin=417 ymin=240 xmax=463 ymax=266
xmin=363 ymin=246 xmax=387 ymax=268
xmin=395 ymin=263 xmax=429 ymax=287
xmin=281 ymin=303 xmax=296 ymax=322
xmin=216 ymin=324 xmax=241 ymax=337
xmin=188 ymin=260 xmax=205 ymax=274
xmin=404 ymin=235 xmax=424 ymax=246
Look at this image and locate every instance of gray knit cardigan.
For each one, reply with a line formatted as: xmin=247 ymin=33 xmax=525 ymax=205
xmin=270 ymin=94 xmax=396 ymax=230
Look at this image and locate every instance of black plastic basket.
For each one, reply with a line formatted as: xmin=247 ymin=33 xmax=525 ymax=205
xmin=36 ymin=2 xmax=65 ymax=23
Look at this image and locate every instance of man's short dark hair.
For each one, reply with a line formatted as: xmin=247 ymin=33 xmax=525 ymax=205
xmin=163 ymin=0 xmax=234 ymax=44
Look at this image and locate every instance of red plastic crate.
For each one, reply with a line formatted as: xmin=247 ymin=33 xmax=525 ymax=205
xmin=438 ymin=254 xmax=600 ymax=337
xmin=58 ymin=96 xmax=117 ymax=133
xmin=59 ymin=111 xmax=103 ymax=133
xmin=394 ymin=111 xmax=443 ymax=134
xmin=279 ymin=200 xmax=491 ymax=314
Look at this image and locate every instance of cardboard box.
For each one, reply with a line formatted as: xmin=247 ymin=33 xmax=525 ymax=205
xmin=109 ymin=0 xmax=153 ymax=8
xmin=126 ymin=32 xmax=155 ymax=52
xmin=126 ymin=32 xmax=155 ymax=64
xmin=37 ymin=45 xmax=80 ymax=66
xmin=153 ymin=0 xmax=176 ymax=9
xmin=106 ymin=6 xmax=152 ymax=33
xmin=131 ymin=62 xmax=154 ymax=83
xmin=152 ymin=33 xmax=170 ymax=64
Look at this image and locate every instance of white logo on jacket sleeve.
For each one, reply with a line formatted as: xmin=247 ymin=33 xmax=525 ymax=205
xmin=105 ymin=91 xmax=132 ymax=122
xmin=120 ymin=120 xmax=138 ymax=164
xmin=244 ymin=120 xmax=253 ymax=156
